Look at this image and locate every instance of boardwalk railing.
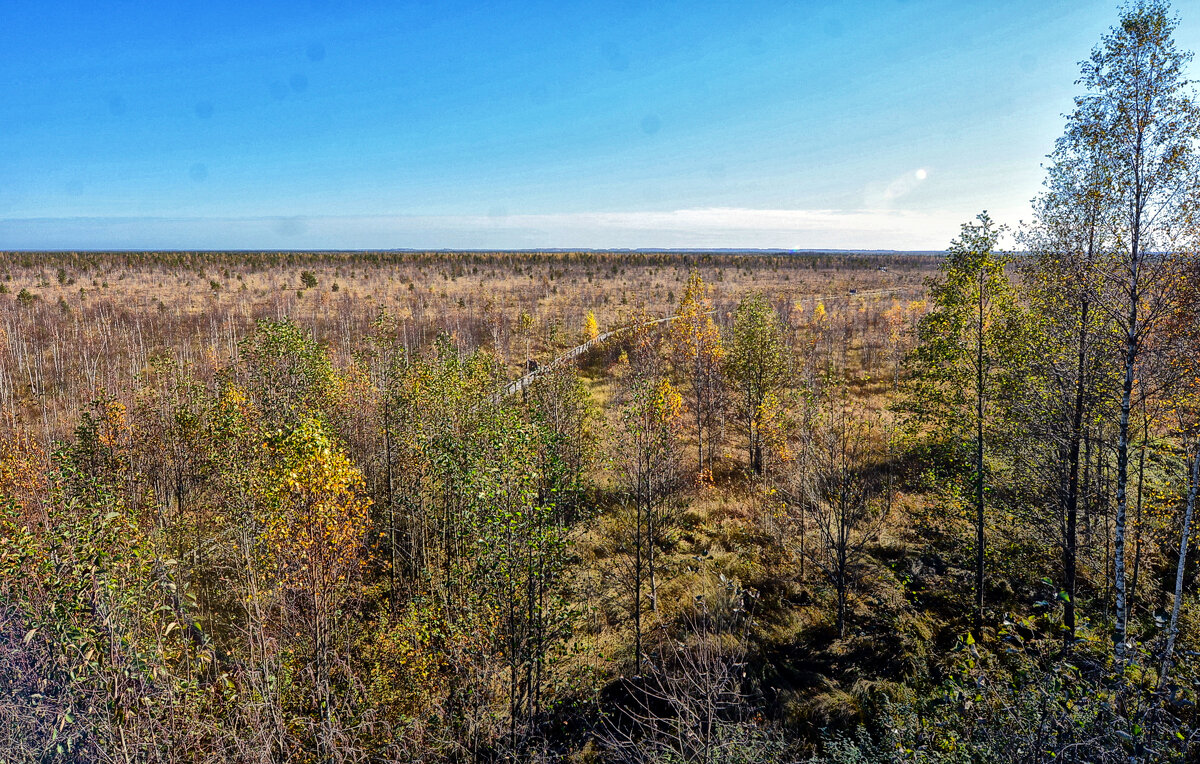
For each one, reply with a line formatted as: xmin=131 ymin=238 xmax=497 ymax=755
xmin=496 ymin=286 xmax=907 ymax=400
xmin=497 ymin=312 xmax=706 ymax=399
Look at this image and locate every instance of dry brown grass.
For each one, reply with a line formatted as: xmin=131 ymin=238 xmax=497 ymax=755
xmin=0 ymin=250 xmax=935 ymax=447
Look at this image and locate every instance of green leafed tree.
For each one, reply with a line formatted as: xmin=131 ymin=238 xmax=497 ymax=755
xmin=726 ymin=292 xmax=790 ymax=476
xmin=905 ymin=211 xmax=1024 ymax=638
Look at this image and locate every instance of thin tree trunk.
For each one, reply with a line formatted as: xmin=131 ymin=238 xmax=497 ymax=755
xmin=1115 ymin=313 xmax=1138 ymax=660
xmin=1115 ymin=121 xmax=1145 ymax=660
xmin=748 ymin=388 xmax=756 ymax=474
xmin=1130 ymin=413 xmax=1149 ymax=618
xmin=1063 ymin=294 xmax=1088 ymax=644
xmin=648 ymin=482 xmax=657 ymax=613
xmin=634 ymin=485 xmax=644 ymax=671
xmin=1161 ymin=442 xmax=1200 ymax=685
xmin=384 ymin=397 xmax=397 ymax=602
xmin=974 ymin=262 xmax=986 ymax=639
xmin=695 ymin=321 xmax=705 ymax=477
xmin=837 ymin=490 xmax=848 ymax=638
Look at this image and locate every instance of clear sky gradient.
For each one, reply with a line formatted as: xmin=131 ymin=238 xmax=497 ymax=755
xmin=3 ymin=1 xmax=1197 ymax=251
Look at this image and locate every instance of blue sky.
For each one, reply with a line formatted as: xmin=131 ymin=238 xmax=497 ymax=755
xmin=2 ymin=1 xmax=1196 ymax=251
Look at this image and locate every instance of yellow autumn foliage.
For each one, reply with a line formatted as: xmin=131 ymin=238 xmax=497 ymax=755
xmin=654 ymin=378 xmax=684 ymax=425
xmin=97 ymin=400 xmax=129 ymax=449
xmin=673 ymin=271 xmax=724 ymax=364
xmin=757 ymin=391 xmax=794 ymax=465
xmin=0 ymin=431 xmax=46 ymax=510
xmin=260 ymin=418 xmax=371 ymax=597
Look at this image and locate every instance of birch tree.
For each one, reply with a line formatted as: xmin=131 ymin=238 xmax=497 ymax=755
xmin=1021 ymin=142 xmax=1119 ymax=644
xmin=727 ymin=292 xmax=789 ymax=477
xmin=671 ymin=271 xmax=725 ymax=481
xmin=1074 ymin=0 xmax=1200 ymax=659
xmin=800 ymin=380 xmax=886 ymax=638
xmin=906 ymin=212 xmax=1022 ymax=638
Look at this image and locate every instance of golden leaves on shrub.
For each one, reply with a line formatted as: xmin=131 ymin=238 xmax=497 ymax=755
xmin=260 ymin=419 xmax=371 ymax=596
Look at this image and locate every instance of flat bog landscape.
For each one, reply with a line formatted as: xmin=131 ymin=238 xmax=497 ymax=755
xmin=0 ymin=250 xmax=932 ymax=441
xmin=3 ymin=2 xmax=1200 ymax=763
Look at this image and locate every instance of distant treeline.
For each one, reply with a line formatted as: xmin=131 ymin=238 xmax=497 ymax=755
xmin=1 ymin=249 xmax=943 ymax=272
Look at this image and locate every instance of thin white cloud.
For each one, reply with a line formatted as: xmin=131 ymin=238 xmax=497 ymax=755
xmin=0 ymin=207 xmax=985 ymax=251
xmin=865 ymin=168 xmax=930 ymax=207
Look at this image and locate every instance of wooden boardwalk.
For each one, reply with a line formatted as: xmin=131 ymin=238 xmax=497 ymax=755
xmin=497 ymin=286 xmax=907 ymax=399
xmin=498 ymin=312 xmax=699 ymax=398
